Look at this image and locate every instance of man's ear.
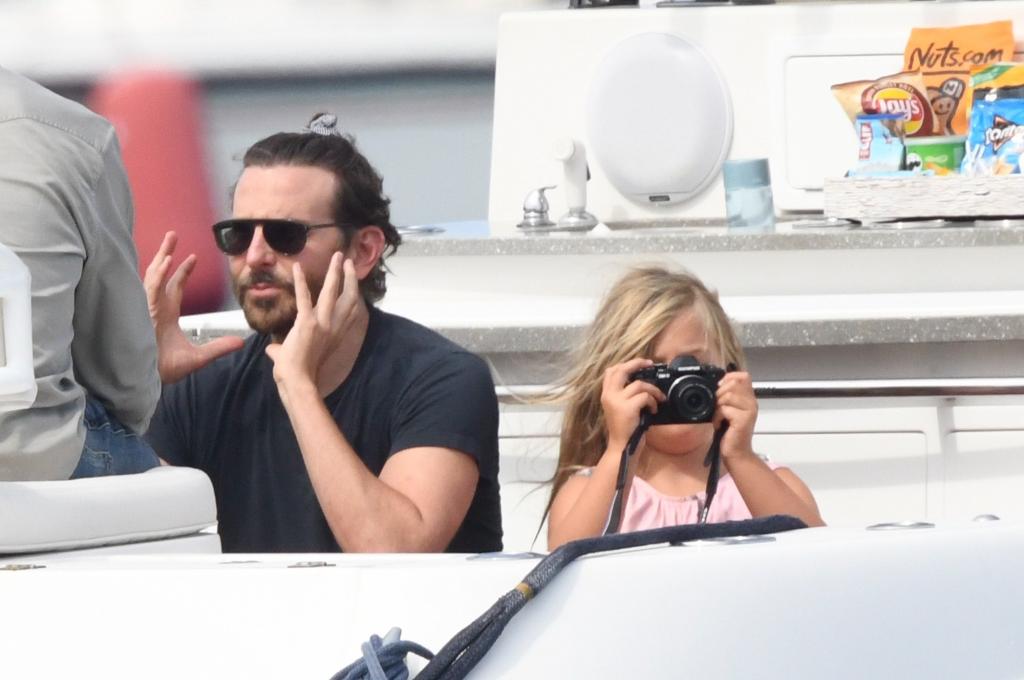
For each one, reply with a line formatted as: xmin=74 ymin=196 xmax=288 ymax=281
xmin=345 ymin=226 xmax=386 ymax=280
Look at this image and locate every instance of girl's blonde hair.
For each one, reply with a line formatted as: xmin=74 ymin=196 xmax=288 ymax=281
xmin=544 ymin=266 xmax=746 ymax=512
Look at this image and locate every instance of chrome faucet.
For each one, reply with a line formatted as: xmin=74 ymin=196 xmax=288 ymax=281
xmin=517 ymin=139 xmax=600 ymax=233
xmin=517 ymin=185 xmax=556 ymax=230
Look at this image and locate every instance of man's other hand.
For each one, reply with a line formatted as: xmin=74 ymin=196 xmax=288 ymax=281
xmin=144 ymin=231 xmax=245 ymax=384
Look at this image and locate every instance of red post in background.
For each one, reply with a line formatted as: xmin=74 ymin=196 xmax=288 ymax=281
xmin=89 ymin=71 xmax=226 ymax=315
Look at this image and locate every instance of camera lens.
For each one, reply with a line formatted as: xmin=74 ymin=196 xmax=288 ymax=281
xmin=680 ymin=384 xmax=714 ymax=420
xmin=666 ymin=376 xmax=716 ymax=423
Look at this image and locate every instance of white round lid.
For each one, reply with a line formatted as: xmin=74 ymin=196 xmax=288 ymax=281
xmin=586 ymin=32 xmax=733 ymax=205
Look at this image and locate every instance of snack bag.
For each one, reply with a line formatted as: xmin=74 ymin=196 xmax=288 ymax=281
xmin=904 ymin=20 xmax=1015 ymax=136
xmin=832 ymin=71 xmax=937 ymax=138
xmin=961 ymin=63 xmax=1024 ymax=176
xmin=849 ymin=113 xmax=906 ymax=177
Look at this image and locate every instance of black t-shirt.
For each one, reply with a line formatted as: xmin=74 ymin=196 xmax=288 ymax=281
xmin=146 ymin=308 xmax=502 ymax=553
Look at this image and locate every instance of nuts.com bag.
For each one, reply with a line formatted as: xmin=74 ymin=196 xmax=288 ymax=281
xmin=904 ymin=20 xmax=1015 ymax=136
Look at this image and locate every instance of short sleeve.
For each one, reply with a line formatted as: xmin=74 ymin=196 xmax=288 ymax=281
xmin=389 ymin=351 xmax=499 ymax=478
xmin=145 ymin=378 xmax=200 ymax=468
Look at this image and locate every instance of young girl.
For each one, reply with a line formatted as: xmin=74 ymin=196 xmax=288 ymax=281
xmin=546 ymin=266 xmax=824 ymax=550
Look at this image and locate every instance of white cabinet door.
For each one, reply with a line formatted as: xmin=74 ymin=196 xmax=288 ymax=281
xmin=944 ymin=431 xmax=1024 ymax=522
xmin=754 ymin=431 xmax=929 ymax=527
xmin=498 ymin=436 xmax=558 ymax=554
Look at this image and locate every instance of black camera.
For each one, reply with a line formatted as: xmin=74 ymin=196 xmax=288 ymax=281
xmin=629 ymin=355 xmax=726 ymax=425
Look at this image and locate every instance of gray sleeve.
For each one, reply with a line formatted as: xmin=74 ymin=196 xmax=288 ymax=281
xmin=69 ymin=127 xmax=161 ymax=433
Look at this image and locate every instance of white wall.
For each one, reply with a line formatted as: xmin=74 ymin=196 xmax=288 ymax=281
xmin=202 ymin=74 xmax=497 ymax=227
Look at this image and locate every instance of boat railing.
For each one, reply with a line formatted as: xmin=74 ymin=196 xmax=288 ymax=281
xmin=496 ymin=378 xmax=1024 ymax=402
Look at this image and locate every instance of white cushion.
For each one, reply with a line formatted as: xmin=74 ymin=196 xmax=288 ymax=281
xmin=0 ymin=466 xmax=217 ymax=554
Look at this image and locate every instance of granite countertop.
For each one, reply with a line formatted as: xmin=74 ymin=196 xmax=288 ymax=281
xmin=442 ymin=316 xmax=1024 ymax=354
xmin=393 ymin=220 xmax=1024 ymax=258
xmin=184 ymin=290 xmax=1024 ymax=354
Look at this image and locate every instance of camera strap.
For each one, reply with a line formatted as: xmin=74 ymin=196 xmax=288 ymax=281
xmin=699 ymin=421 xmax=729 ymax=524
xmin=699 ymin=363 xmax=737 ymax=523
xmin=602 ymin=416 xmax=730 ymax=535
xmin=601 ymin=412 xmax=651 ymax=536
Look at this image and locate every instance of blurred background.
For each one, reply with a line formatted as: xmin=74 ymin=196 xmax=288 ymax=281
xmin=0 ymin=0 xmax=560 ymax=312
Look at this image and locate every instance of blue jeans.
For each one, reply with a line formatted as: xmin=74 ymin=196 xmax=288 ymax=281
xmin=70 ymin=397 xmax=160 ymax=479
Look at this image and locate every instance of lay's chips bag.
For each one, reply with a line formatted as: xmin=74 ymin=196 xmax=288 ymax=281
xmin=832 ymin=71 xmax=937 ymax=138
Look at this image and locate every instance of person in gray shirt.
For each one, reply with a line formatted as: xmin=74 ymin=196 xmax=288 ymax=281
xmin=0 ymin=67 xmax=231 ymax=481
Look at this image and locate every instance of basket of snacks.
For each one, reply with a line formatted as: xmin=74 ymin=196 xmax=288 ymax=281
xmin=823 ymin=21 xmax=1024 ymax=224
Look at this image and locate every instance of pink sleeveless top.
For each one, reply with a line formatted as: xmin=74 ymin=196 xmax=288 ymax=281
xmin=583 ymin=462 xmax=782 ymax=532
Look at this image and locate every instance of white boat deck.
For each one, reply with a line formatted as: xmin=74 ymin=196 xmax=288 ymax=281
xmin=2 ymin=520 xmax=1022 ymax=679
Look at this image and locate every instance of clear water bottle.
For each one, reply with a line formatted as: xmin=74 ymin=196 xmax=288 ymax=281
xmin=723 ymin=158 xmax=775 ymax=232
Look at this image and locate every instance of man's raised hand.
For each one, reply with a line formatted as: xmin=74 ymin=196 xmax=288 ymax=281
xmin=143 ymin=231 xmax=244 ymax=384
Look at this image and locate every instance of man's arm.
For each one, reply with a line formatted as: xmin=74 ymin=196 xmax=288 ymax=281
xmin=265 ymin=256 xmax=489 ymax=552
xmin=282 ymin=381 xmax=478 ymax=552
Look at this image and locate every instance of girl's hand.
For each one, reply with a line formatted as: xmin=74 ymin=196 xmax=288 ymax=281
xmin=265 ymin=253 xmax=360 ymax=406
xmin=714 ymin=371 xmax=758 ymax=460
xmin=600 ymin=358 xmax=665 ymax=449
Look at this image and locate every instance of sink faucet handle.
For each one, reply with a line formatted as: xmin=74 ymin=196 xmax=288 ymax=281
xmin=517 ymin=185 xmax=557 ymax=230
xmin=553 ymin=138 xmax=590 ymax=213
xmin=524 ymin=185 xmax=556 ymax=213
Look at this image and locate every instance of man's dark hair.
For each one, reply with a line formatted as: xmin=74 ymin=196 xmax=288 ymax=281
xmin=241 ymin=115 xmax=401 ymax=304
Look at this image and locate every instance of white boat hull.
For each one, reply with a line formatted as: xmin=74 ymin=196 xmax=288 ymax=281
xmin=2 ymin=521 xmax=1021 ymax=679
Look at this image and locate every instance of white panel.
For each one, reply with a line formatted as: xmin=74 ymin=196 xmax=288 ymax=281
xmin=497 ymin=404 xmax=562 ymax=438
xmin=499 ymin=428 xmax=932 ymax=548
xmin=754 ymin=431 xmax=929 ymax=527
xmin=499 ymin=436 xmax=558 ymax=553
xmin=783 ymin=54 xmax=902 ymax=191
xmin=0 ymin=243 xmax=36 ymax=410
xmin=945 ymin=431 xmax=1024 ymax=522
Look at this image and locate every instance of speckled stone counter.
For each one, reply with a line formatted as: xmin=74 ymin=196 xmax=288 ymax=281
xmin=186 ymin=291 xmax=1024 ymax=383
xmin=188 ymin=314 xmax=1024 ymax=354
xmin=431 ymin=316 xmax=1024 ymax=355
xmin=394 ymin=221 xmax=1024 ymax=258
xmin=185 ymin=222 xmax=1024 ymax=384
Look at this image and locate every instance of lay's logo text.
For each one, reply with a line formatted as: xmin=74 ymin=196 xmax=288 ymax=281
xmin=862 ymin=84 xmax=933 ymax=136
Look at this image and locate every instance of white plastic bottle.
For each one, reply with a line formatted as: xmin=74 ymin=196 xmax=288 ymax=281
xmin=0 ymin=241 xmax=37 ymax=411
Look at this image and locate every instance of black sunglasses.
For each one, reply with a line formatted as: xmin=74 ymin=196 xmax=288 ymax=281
xmin=211 ymin=218 xmax=341 ymax=256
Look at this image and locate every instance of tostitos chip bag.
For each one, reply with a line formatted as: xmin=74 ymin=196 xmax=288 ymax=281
xmin=832 ymin=71 xmax=937 ymax=138
xmin=961 ymin=63 xmax=1024 ymax=176
xmin=904 ymin=20 xmax=1015 ymax=136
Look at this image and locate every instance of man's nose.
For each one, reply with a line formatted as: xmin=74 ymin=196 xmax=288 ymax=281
xmin=244 ymin=226 xmax=276 ymax=266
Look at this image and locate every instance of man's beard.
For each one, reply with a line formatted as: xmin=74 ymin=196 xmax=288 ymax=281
xmin=234 ymin=269 xmax=302 ymax=340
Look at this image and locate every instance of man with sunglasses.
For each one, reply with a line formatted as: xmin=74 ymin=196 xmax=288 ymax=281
xmin=144 ymin=114 xmax=502 ymax=554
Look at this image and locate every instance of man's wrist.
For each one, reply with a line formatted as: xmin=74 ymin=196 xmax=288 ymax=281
xmin=276 ymin=372 xmax=319 ymax=402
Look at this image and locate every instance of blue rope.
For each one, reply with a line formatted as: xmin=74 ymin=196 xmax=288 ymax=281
xmin=330 ymin=627 xmax=434 ymax=680
xmin=331 ymin=515 xmax=807 ymax=680
xmin=416 ymin=515 xmax=807 ymax=680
